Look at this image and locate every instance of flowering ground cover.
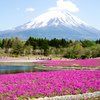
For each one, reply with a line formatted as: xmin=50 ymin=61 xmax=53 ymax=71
xmin=0 ymin=59 xmax=20 ymax=62
xmin=0 ymin=71 xmax=100 ymax=100
xmin=34 ymin=59 xmax=100 ymax=68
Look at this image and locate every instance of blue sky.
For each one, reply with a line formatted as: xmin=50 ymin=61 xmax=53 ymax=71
xmin=0 ymin=0 xmax=100 ymax=31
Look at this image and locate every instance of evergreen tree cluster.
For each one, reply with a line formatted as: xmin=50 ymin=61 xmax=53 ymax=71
xmin=96 ymin=39 xmax=100 ymax=44
xmin=0 ymin=37 xmax=100 ymax=58
xmin=25 ymin=37 xmax=70 ymax=49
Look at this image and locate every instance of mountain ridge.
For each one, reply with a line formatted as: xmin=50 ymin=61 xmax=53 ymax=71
xmin=12 ymin=10 xmax=89 ymax=30
xmin=0 ymin=10 xmax=100 ymax=40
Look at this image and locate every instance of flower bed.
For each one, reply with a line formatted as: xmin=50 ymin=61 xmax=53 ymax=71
xmin=0 ymin=59 xmax=20 ymax=62
xmin=0 ymin=71 xmax=100 ymax=100
xmin=34 ymin=59 xmax=100 ymax=68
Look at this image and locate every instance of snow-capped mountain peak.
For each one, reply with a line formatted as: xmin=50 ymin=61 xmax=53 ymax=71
xmin=14 ymin=10 xmax=88 ymax=30
xmin=1 ymin=9 xmax=100 ymax=40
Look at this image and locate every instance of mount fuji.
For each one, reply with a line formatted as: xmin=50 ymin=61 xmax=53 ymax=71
xmin=0 ymin=10 xmax=100 ymax=40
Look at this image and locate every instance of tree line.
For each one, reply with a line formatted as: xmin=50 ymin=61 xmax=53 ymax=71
xmin=0 ymin=37 xmax=100 ymax=59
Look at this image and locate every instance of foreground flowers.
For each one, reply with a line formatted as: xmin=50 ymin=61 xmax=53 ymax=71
xmin=34 ymin=59 xmax=100 ymax=68
xmin=0 ymin=71 xmax=100 ymax=100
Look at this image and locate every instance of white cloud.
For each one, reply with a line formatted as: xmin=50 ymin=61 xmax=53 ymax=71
xmin=48 ymin=0 xmax=79 ymax=12
xmin=25 ymin=8 xmax=35 ymax=12
xmin=48 ymin=7 xmax=58 ymax=11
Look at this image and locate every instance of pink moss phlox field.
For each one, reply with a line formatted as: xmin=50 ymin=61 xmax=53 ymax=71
xmin=0 ymin=71 xmax=100 ymax=99
xmin=0 ymin=59 xmax=20 ymax=61
xmin=34 ymin=59 xmax=100 ymax=67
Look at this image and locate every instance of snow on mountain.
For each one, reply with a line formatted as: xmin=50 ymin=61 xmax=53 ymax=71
xmin=13 ymin=10 xmax=88 ymax=30
xmin=0 ymin=10 xmax=100 ymax=40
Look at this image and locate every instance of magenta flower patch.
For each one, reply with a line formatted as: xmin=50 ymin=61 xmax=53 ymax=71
xmin=0 ymin=58 xmax=20 ymax=61
xmin=0 ymin=71 xmax=100 ymax=99
xmin=34 ymin=59 xmax=100 ymax=67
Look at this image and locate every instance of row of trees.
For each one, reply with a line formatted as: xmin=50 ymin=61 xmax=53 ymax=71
xmin=25 ymin=37 xmax=70 ymax=48
xmin=0 ymin=37 xmax=100 ymax=59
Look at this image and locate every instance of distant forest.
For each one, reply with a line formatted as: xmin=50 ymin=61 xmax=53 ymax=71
xmin=0 ymin=37 xmax=100 ymax=59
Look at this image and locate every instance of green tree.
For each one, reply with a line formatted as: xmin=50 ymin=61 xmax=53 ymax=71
xmin=49 ymin=38 xmax=60 ymax=48
xmin=12 ymin=37 xmax=24 ymax=55
xmin=73 ymin=44 xmax=85 ymax=59
xmin=1 ymin=38 xmax=8 ymax=48
xmin=7 ymin=39 xmax=12 ymax=48
xmin=96 ymin=39 xmax=100 ymax=44
xmin=41 ymin=40 xmax=49 ymax=55
xmin=90 ymin=44 xmax=100 ymax=58
xmin=25 ymin=37 xmax=38 ymax=49
xmin=60 ymin=38 xmax=69 ymax=47
xmin=82 ymin=40 xmax=96 ymax=47
xmin=66 ymin=47 xmax=76 ymax=59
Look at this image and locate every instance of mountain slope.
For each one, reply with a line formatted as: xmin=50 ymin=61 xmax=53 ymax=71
xmin=0 ymin=10 xmax=100 ymax=40
xmin=13 ymin=10 xmax=88 ymax=30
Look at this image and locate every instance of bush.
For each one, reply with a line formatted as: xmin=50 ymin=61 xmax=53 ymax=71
xmin=9 ymin=54 xmax=20 ymax=57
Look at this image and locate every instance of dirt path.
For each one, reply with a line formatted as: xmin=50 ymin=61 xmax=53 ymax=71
xmin=31 ymin=91 xmax=100 ymax=100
